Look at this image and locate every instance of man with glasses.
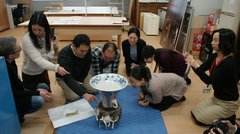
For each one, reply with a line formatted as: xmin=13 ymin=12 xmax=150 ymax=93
xmin=0 ymin=36 xmax=52 ymax=123
xmin=91 ymin=42 xmax=120 ymax=75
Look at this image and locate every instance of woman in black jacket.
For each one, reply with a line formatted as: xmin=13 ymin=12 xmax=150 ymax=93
xmin=186 ymin=28 xmax=240 ymax=125
xmin=122 ymin=27 xmax=146 ymax=75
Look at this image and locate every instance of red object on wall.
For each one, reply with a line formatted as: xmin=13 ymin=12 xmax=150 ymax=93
xmin=192 ymin=42 xmax=202 ymax=51
xmin=193 ymin=33 xmax=203 ymax=51
xmin=208 ymin=14 xmax=215 ymax=25
xmin=194 ymin=33 xmax=203 ymax=43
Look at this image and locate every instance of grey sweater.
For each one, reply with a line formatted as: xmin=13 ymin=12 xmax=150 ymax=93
xmin=144 ymin=73 xmax=187 ymax=104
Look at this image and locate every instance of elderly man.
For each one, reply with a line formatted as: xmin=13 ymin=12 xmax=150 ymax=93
xmin=0 ymin=36 xmax=52 ymax=123
xmin=91 ymin=42 xmax=120 ymax=75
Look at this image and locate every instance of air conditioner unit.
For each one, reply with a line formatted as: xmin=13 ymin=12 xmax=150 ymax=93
xmin=143 ymin=13 xmax=160 ymax=35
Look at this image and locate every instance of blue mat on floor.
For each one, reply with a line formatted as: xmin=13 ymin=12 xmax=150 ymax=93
xmin=56 ymin=86 xmax=167 ymax=134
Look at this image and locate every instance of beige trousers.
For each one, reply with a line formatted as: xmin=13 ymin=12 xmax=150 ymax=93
xmin=56 ymin=74 xmax=97 ymax=101
xmin=191 ymin=96 xmax=240 ymax=125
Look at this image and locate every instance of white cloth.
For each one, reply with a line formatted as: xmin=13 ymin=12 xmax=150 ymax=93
xmin=48 ymin=99 xmax=95 ymax=128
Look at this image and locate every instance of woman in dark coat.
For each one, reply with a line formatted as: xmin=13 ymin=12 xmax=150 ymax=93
xmin=122 ymin=27 xmax=146 ymax=75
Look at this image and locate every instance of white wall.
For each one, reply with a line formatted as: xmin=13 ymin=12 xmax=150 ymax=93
xmin=32 ymin=0 xmax=108 ymax=12
xmin=190 ymin=0 xmax=223 ymax=16
xmin=31 ymin=0 xmax=129 ymax=16
xmin=190 ymin=0 xmax=224 ymax=28
xmin=218 ymin=0 xmax=240 ymax=34
xmin=190 ymin=0 xmax=240 ymax=33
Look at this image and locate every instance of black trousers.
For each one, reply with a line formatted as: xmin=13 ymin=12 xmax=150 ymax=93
xmin=149 ymin=96 xmax=178 ymax=111
xmin=22 ymin=70 xmax=51 ymax=92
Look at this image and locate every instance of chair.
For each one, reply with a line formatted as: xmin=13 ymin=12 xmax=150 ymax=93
xmin=12 ymin=3 xmax=25 ymax=25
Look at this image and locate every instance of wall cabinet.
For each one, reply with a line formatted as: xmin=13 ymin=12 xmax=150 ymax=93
xmin=133 ymin=1 xmax=168 ymax=28
xmin=13 ymin=0 xmax=32 ymax=20
xmin=0 ymin=0 xmax=9 ymax=31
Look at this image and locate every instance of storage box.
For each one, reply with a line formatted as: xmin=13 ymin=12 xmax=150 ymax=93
xmin=143 ymin=13 xmax=160 ymax=35
xmin=140 ymin=12 xmax=152 ymax=30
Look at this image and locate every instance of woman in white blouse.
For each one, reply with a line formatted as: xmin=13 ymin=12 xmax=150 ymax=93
xmin=22 ymin=12 xmax=69 ymax=92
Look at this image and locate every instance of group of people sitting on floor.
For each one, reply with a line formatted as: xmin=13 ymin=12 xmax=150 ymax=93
xmin=0 ymin=12 xmax=240 ymax=133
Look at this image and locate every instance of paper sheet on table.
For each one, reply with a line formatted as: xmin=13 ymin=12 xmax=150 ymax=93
xmin=66 ymin=20 xmax=81 ymax=24
xmin=52 ymin=19 xmax=67 ymax=25
xmin=112 ymin=18 xmax=123 ymax=24
xmin=48 ymin=99 xmax=95 ymax=128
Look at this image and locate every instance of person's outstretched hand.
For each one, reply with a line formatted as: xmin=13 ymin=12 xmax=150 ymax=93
xmin=82 ymin=93 xmax=97 ymax=102
xmin=57 ymin=66 xmax=70 ymax=76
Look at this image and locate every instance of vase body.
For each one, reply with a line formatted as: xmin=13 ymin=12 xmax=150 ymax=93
xmin=90 ymin=73 xmax=128 ymax=129
xmin=95 ymin=100 xmax=122 ymax=129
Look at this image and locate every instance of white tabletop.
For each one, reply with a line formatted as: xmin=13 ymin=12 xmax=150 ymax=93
xmin=19 ymin=16 xmax=128 ymax=26
xmin=44 ymin=6 xmax=119 ymax=15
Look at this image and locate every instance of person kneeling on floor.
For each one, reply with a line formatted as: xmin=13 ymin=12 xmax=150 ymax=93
xmin=129 ymin=66 xmax=187 ymax=111
xmin=0 ymin=36 xmax=52 ymax=124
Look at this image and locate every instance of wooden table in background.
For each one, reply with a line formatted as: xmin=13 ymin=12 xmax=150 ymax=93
xmin=44 ymin=6 xmax=119 ymax=16
xmin=19 ymin=16 xmax=129 ymax=48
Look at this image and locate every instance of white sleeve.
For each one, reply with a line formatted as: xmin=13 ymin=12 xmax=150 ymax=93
xmin=22 ymin=35 xmax=57 ymax=72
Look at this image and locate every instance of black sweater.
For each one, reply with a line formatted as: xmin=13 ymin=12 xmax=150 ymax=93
xmin=122 ymin=39 xmax=146 ymax=74
xmin=194 ymin=53 xmax=239 ymax=101
xmin=56 ymin=45 xmax=91 ymax=97
xmin=6 ymin=60 xmax=39 ymax=118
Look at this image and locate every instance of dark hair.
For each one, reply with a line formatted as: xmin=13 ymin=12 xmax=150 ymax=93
xmin=0 ymin=36 xmax=17 ymax=57
xmin=212 ymin=28 xmax=236 ymax=56
xmin=102 ymin=42 xmax=118 ymax=53
xmin=28 ymin=12 xmax=51 ymax=52
xmin=142 ymin=45 xmax=155 ymax=58
xmin=72 ymin=34 xmax=91 ymax=48
xmin=128 ymin=27 xmax=140 ymax=38
xmin=129 ymin=66 xmax=152 ymax=82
